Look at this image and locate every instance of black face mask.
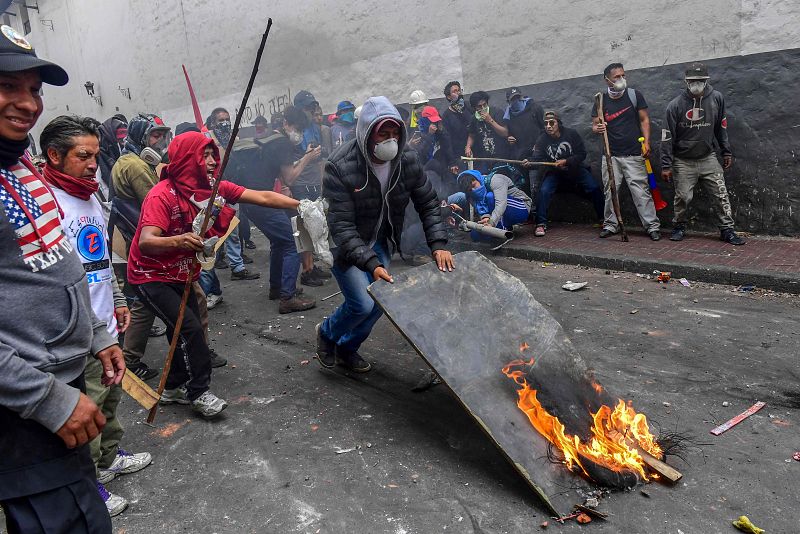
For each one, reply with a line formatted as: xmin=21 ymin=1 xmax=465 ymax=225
xmin=449 ymin=96 xmax=465 ymax=112
xmin=213 ymin=120 xmax=232 ymax=146
xmin=0 ymin=135 xmax=30 ymax=167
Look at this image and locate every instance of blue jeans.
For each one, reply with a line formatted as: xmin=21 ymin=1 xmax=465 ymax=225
xmin=225 ymin=226 xmax=245 ymax=273
xmin=239 ymin=210 xmax=251 ymax=242
xmin=199 ymin=268 xmax=221 ymax=296
xmin=536 ymin=167 xmax=604 ymax=225
xmin=321 ymin=240 xmax=390 ymax=353
xmin=242 ymin=204 xmax=300 ymax=299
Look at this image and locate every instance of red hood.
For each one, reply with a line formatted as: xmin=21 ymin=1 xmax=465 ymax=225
xmin=160 ymin=131 xmax=219 ymax=203
xmin=158 ymin=131 xmax=234 ymax=238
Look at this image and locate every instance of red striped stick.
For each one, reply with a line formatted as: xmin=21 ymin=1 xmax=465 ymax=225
xmin=710 ymin=401 xmax=766 ymax=435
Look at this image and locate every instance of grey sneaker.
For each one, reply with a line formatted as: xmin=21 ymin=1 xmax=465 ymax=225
xmin=160 ymin=385 xmax=190 ymax=405
xmin=97 ymin=481 xmax=128 ymax=517
xmin=191 ymin=391 xmax=228 ymax=419
xmin=98 ymin=449 xmax=153 ymax=484
xmin=206 ymin=293 xmax=223 ymax=309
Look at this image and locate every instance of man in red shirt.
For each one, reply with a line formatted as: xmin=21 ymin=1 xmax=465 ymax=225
xmin=127 ymin=131 xmax=300 ymax=418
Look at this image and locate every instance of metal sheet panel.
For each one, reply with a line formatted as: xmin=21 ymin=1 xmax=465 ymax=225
xmin=368 ymin=251 xmax=618 ymax=515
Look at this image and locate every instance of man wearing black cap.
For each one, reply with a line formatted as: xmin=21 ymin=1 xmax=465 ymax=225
xmin=504 ymin=87 xmax=545 ymax=200
xmin=292 ymin=90 xmax=329 ymax=286
xmin=0 ymin=24 xmax=120 ymax=533
xmin=661 ymin=62 xmax=745 ymax=245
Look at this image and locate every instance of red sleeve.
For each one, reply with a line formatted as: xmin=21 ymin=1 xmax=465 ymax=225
xmin=219 ymin=180 xmax=245 ymax=204
xmin=139 ymin=189 xmax=172 ymax=233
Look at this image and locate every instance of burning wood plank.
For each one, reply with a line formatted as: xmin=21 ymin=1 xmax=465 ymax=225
xmin=608 ymin=430 xmax=682 ymax=483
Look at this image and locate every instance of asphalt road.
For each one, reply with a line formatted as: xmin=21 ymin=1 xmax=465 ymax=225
xmin=20 ymin=242 xmax=797 ymax=534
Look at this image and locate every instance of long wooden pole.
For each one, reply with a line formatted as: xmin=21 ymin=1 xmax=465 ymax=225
xmin=595 ymin=92 xmax=628 ymax=242
xmin=460 ymin=156 xmax=558 ymax=167
xmin=147 ymin=18 xmax=274 ymax=423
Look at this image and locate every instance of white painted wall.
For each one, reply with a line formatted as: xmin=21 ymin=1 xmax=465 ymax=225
xmin=13 ymin=0 xmax=800 ymax=139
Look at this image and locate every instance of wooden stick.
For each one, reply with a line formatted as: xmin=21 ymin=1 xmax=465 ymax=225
xmin=710 ymin=401 xmax=766 ymax=436
xmin=595 ymin=93 xmax=629 ymax=242
xmin=122 ymin=368 xmax=159 ymax=410
xmin=460 ymin=156 xmax=558 ymax=167
xmin=608 ymin=429 xmax=682 ymax=483
xmin=147 ymin=19 xmax=274 ymax=423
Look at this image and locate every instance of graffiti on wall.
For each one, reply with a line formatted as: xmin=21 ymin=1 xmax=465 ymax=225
xmin=235 ymin=88 xmax=292 ymax=123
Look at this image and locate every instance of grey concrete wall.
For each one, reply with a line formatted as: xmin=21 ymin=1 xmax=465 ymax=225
xmin=9 ymin=0 xmax=800 ymax=233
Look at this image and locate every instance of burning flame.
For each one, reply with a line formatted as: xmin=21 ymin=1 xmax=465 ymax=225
xmin=502 ymin=359 xmax=662 ymax=481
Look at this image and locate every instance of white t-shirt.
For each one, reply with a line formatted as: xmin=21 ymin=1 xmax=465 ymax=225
xmin=52 ymin=187 xmax=118 ymax=337
xmin=373 ymin=162 xmax=391 ymax=196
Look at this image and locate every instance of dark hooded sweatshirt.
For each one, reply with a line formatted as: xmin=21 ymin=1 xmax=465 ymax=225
xmin=505 ymin=99 xmax=545 ymax=160
xmin=661 ymin=84 xmax=732 ymax=169
xmin=322 ymin=96 xmax=447 ymax=274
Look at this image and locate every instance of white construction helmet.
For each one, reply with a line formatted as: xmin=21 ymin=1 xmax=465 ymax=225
xmin=409 ymin=89 xmax=429 ymax=105
xmin=354 ymin=105 xmax=363 ymax=119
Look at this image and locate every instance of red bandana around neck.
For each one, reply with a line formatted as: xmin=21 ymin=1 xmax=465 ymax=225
xmin=42 ymin=163 xmax=99 ymax=201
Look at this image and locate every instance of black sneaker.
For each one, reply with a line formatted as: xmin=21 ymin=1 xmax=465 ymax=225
xmin=721 ymin=228 xmax=746 ymax=245
xmin=244 ymin=240 xmax=257 ymax=250
xmin=231 ymin=268 xmax=260 ymax=281
xmin=315 ymin=323 xmax=336 ymax=369
xmin=599 ymin=228 xmax=617 ymax=238
xmin=149 ymin=324 xmax=167 ymax=337
xmin=312 ymin=266 xmax=332 ymax=280
xmin=209 ymin=348 xmax=227 ymax=368
xmin=300 ymin=271 xmax=323 ymax=287
xmin=242 ymin=253 xmax=254 ymax=264
xmin=129 ymin=362 xmax=159 ymax=381
xmin=335 ymin=348 xmax=371 ymax=373
xmin=670 ymin=226 xmax=685 ymax=241
xmin=649 ymin=230 xmax=661 ymax=241
xmin=214 ymin=258 xmax=229 ymax=270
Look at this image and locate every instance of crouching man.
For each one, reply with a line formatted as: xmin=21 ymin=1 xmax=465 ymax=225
xmin=450 ymin=169 xmax=532 ymax=239
xmin=318 ymin=96 xmax=454 ymax=373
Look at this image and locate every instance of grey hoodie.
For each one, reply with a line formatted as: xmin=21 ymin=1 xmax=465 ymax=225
xmin=1 ymin=178 xmax=117 ymax=433
xmin=355 ymin=96 xmax=408 ymax=183
xmin=354 ymin=96 xmax=408 ymax=247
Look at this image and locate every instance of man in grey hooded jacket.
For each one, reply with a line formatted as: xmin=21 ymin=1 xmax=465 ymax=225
xmin=0 ymin=26 xmax=125 ymax=533
xmin=317 ymin=96 xmax=454 ymax=373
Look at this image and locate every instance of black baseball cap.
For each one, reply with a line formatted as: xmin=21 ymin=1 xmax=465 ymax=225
xmin=293 ymin=90 xmax=318 ymax=109
xmin=685 ymin=62 xmax=710 ymax=80
xmin=0 ymin=25 xmax=68 ymax=86
xmin=506 ymin=87 xmax=522 ymax=101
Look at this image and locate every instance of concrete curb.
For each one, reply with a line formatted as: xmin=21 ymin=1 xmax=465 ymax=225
xmin=450 ymin=240 xmax=800 ymax=294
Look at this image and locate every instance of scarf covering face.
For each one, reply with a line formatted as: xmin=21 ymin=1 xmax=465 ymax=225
xmin=461 ymin=169 xmax=493 ymax=216
xmin=159 ymin=131 xmax=235 ymax=237
xmin=0 ymin=135 xmax=31 ymax=167
xmin=42 ymin=163 xmax=99 ymax=201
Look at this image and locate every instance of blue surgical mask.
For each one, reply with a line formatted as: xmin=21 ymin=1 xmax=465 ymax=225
xmin=339 ymin=111 xmax=355 ymax=124
xmin=510 ymin=99 xmax=525 ymax=114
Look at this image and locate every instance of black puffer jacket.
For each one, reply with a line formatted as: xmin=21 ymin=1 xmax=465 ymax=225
xmin=323 ymin=97 xmax=447 ymax=274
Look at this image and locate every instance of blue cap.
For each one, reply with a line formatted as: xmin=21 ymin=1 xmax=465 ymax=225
xmin=337 ymin=100 xmax=355 ymax=113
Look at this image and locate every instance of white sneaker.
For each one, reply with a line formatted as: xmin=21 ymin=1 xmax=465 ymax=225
xmin=206 ymin=293 xmax=223 ymax=309
xmin=98 ymin=449 xmax=153 ymax=483
xmin=191 ymin=391 xmax=228 ymax=419
xmin=97 ymin=481 xmax=128 ymax=517
xmin=160 ymin=385 xmax=190 ymax=405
